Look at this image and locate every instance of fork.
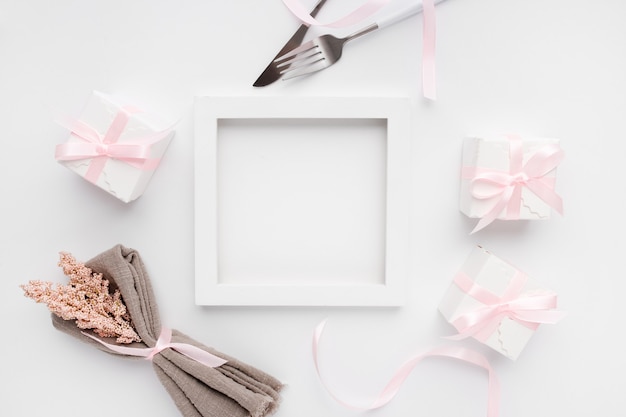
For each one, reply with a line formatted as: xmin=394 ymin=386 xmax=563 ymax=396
xmin=274 ymin=0 xmax=445 ymax=80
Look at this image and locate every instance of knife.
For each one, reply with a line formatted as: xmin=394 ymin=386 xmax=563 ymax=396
xmin=253 ymin=0 xmax=329 ymax=87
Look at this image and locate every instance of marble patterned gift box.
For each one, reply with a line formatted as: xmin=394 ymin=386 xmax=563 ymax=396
xmin=438 ymin=246 xmax=565 ymax=360
xmin=55 ymin=91 xmax=174 ymax=203
xmin=460 ymin=134 xmax=564 ymax=233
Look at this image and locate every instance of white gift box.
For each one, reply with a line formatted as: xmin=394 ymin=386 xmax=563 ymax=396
xmin=439 ymin=246 xmax=564 ymax=360
xmin=460 ymin=135 xmax=563 ymax=232
xmin=56 ymin=91 xmax=174 ymax=203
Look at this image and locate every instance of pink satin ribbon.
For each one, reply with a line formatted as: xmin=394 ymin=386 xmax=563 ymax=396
xmin=463 ymin=134 xmax=564 ymax=233
xmin=55 ymin=107 xmax=167 ymax=184
xmin=83 ymin=327 xmax=228 ymax=368
xmin=313 ymin=320 xmax=500 ymax=417
xmin=422 ymin=0 xmax=436 ymax=99
xmin=281 ymin=0 xmax=392 ymax=27
xmin=447 ymin=272 xmax=566 ymax=342
xmin=281 ymin=0 xmax=437 ymax=99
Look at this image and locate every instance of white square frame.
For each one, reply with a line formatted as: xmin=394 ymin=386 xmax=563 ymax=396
xmin=194 ymin=96 xmax=411 ymax=306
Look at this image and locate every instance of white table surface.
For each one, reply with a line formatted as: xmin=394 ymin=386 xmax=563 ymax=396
xmin=2 ymin=0 xmax=625 ymax=416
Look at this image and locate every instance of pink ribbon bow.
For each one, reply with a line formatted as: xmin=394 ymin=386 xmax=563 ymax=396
xmin=83 ymin=327 xmax=228 ymax=368
xmin=280 ymin=0 xmax=437 ymax=99
xmin=463 ymin=135 xmax=564 ymax=233
xmin=447 ymin=272 xmax=566 ymax=343
xmin=55 ymin=107 xmax=167 ymax=184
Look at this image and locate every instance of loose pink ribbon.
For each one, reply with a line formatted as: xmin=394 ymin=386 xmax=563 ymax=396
xmin=55 ymin=107 xmax=167 ymax=184
xmin=313 ymin=320 xmax=500 ymax=417
xmin=281 ymin=0 xmax=437 ymax=99
xmin=447 ymin=272 xmax=566 ymax=342
xmin=83 ymin=327 xmax=228 ymax=368
xmin=463 ymin=135 xmax=564 ymax=233
xmin=422 ymin=0 xmax=437 ymax=99
xmin=281 ymin=0 xmax=392 ymax=28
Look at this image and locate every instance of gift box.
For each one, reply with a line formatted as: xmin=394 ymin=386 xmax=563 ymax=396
xmin=460 ymin=134 xmax=564 ymax=233
xmin=55 ymin=91 xmax=174 ymax=203
xmin=438 ymin=246 xmax=565 ymax=360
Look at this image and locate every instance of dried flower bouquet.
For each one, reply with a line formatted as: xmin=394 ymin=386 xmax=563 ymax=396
xmin=21 ymin=245 xmax=282 ymax=417
xmin=21 ymin=252 xmax=141 ymax=344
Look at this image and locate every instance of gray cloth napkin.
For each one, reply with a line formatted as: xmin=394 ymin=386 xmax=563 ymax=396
xmin=51 ymin=244 xmax=282 ymax=417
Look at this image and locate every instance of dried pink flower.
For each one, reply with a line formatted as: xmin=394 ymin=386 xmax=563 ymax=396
xmin=20 ymin=252 xmax=141 ymax=344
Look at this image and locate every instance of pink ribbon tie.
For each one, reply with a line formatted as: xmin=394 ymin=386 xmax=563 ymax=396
xmin=447 ymin=272 xmax=566 ymax=342
xmin=464 ymin=135 xmax=564 ymax=233
xmin=55 ymin=107 xmax=167 ymax=184
xmin=83 ymin=327 xmax=228 ymax=368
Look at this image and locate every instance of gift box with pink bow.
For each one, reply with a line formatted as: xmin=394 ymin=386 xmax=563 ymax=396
xmin=460 ymin=134 xmax=564 ymax=233
xmin=55 ymin=91 xmax=174 ymax=203
xmin=438 ymin=245 xmax=566 ymax=360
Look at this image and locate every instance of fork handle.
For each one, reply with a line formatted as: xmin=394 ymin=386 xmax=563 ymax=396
xmin=377 ymin=0 xmax=447 ymax=28
xmin=344 ymin=23 xmax=380 ymax=43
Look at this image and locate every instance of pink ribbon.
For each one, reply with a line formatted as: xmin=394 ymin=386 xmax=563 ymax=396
xmin=83 ymin=327 xmax=228 ymax=368
xmin=422 ymin=0 xmax=436 ymax=99
xmin=280 ymin=0 xmax=437 ymax=99
xmin=463 ymin=135 xmax=564 ymax=233
xmin=313 ymin=320 xmax=500 ymax=417
xmin=280 ymin=0 xmax=392 ymax=28
xmin=55 ymin=107 xmax=167 ymax=184
xmin=447 ymin=272 xmax=566 ymax=342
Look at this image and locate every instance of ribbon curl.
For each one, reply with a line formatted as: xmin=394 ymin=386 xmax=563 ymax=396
xmin=313 ymin=320 xmax=500 ymax=417
xmin=464 ymin=135 xmax=564 ymax=233
xmin=55 ymin=107 xmax=168 ymax=184
xmin=447 ymin=272 xmax=566 ymax=343
xmin=83 ymin=326 xmax=228 ymax=368
xmin=281 ymin=0 xmax=392 ymax=28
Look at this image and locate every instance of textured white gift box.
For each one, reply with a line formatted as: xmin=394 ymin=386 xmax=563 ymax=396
xmin=460 ymin=135 xmax=560 ymax=221
xmin=439 ymin=246 xmax=553 ymax=360
xmin=57 ymin=91 xmax=174 ymax=203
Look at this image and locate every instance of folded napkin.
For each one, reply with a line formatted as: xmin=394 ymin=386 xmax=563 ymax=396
xmin=51 ymin=244 xmax=282 ymax=417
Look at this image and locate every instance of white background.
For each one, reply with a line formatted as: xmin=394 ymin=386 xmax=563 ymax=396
xmin=2 ymin=0 xmax=625 ymax=416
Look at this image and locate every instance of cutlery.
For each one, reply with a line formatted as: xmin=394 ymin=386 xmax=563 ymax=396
xmin=253 ymin=0 xmax=329 ymax=87
xmin=274 ymin=0 xmax=445 ymax=81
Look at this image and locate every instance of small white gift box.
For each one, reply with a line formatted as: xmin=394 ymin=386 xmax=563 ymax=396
xmin=55 ymin=91 xmax=174 ymax=203
xmin=439 ymin=246 xmax=565 ymax=360
xmin=460 ymin=135 xmax=564 ymax=233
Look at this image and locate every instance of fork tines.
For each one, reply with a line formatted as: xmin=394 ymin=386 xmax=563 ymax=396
xmin=274 ymin=41 xmax=327 ymax=80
